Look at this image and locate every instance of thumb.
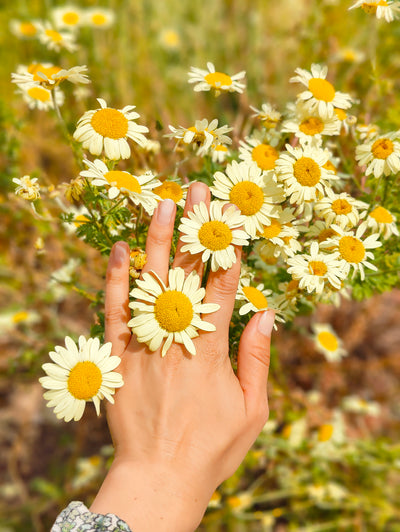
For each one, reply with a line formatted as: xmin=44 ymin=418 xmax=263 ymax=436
xmin=237 ymin=310 xmax=275 ymax=413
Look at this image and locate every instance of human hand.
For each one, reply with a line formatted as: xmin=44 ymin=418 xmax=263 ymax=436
xmin=90 ymin=182 xmax=275 ymax=531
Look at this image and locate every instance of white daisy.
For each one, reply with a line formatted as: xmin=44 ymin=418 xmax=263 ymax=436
xmin=159 ymin=28 xmax=181 ymax=51
xmin=0 ymin=309 xmax=40 ymax=333
xmin=366 ymin=205 xmax=399 ymax=239
xmin=349 ymin=1 xmax=400 ymax=22
xmin=9 ymin=19 xmax=40 ymax=39
xmin=178 ymin=201 xmax=249 ymax=271
xmin=355 ymin=131 xmax=400 ymax=178
xmin=12 ymin=64 xmax=90 ymax=87
xmin=312 ymin=323 xmax=347 ymax=362
xmin=211 ymin=144 xmax=230 ymax=164
xmin=39 ymin=336 xmax=124 ymax=422
xmin=73 ymin=98 xmax=149 ymax=160
xmin=188 ymin=62 xmax=246 ymax=95
xmin=167 ymin=119 xmax=232 ymax=157
xmin=314 ymin=190 xmax=368 ymax=229
xmin=153 ymin=179 xmax=188 ymax=208
xmin=80 ymin=159 xmax=161 ymax=215
xmin=84 ymin=8 xmax=115 ymax=28
xmin=236 ymin=282 xmax=285 ymax=324
xmin=287 ymin=242 xmax=346 ymax=294
xmin=282 ymin=106 xmax=341 ymax=145
xmin=36 ymin=22 xmax=78 ymax=52
xmin=13 ymin=175 xmax=40 ymax=200
xmin=62 ymin=205 xmax=91 ymax=235
xmin=252 ymin=240 xmax=280 ymax=269
xmin=238 ymin=137 xmax=280 ymax=173
xmin=342 ymin=395 xmax=380 ymax=416
xmin=128 ymin=268 xmax=220 ymax=357
xmin=17 ymin=83 xmax=64 ymax=111
xmin=312 ymin=410 xmax=346 ymax=458
xmin=249 ymin=102 xmax=281 ymax=129
xmin=356 ymin=123 xmax=380 ymax=141
xmin=211 ymin=161 xmax=284 ymax=239
xmin=52 ymin=6 xmax=83 ymax=30
xmin=290 ymin=64 xmax=353 ymax=118
xmin=256 ymin=207 xmax=303 ymax=259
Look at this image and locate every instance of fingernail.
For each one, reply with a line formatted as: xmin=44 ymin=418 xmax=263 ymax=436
xmin=258 ymin=310 xmax=275 ymax=336
xmin=157 ymin=198 xmax=175 ymax=225
xmin=189 ymin=182 xmax=208 ymax=205
xmin=113 ymin=241 xmax=128 ymax=267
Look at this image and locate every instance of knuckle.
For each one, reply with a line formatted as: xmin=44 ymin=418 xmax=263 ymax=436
xmin=146 ymin=228 xmax=171 ymax=250
xmin=105 ymin=306 xmax=124 ymax=325
xmin=248 ymin=345 xmax=270 ymax=371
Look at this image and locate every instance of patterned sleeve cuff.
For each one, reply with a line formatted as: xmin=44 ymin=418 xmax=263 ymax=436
xmin=51 ymin=501 xmax=132 ymax=531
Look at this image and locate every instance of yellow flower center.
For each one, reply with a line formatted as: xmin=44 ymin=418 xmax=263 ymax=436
xmin=187 ymin=126 xmax=207 ymax=145
xmin=293 ymin=157 xmax=321 ymax=186
xmin=318 ymin=423 xmax=334 ymax=442
xmin=214 ymin=144 xmax=228 ymax=152
xmin=162 ymin=30 xmax=179 ymax=47
xmin=67 ymin=361 xmax=102 ymax=400
xmin=45 ymin=29 xmax=63 ymax=42
xmin=262 ymin=219 xmax=282 ymax=239
xmin=91 ymin=108 xmax=129 ymax=139
xmin=299 ymin=117 xmax=325 ymax=136
xmin=334 ymin=108 xmax=347 ymax=121
xmin=104 ymin=171 xmax=141 ymax=193
xmin=323 ymin=160 xmax=337 ymax=173
xmin=282 ymin=424 xmax=292 ymax=439
xmin=242 ymin=286 xmax=268 ymax=309
xmin=318 ymin=228 xmax=338 ymax=242
xmin=27 ymin=86 xmax=51 ymax=102
xmin=229 ymin=181 xmax=264 ymax=216
xmin=308 ymin=78 xmax=336 ymax=102
xmin=317 ymin=331 xmax=339 ymax=352
xmin=369 ymin=206 xmax=393 ymax=223
xmin=362 ymin=1 xmax=387 ymax=14
xmin=62 ymin=12 xmax=80 ymax=25
xmin=251 ymin=144 xmax=279 ymax=171
xmin=339 ymin=236 xmax=365 ymax=263
xmin=28 ymin=63 xmax=62 ymax=81
xmin=154 ymin=290 xmax=194 ymax=332
xmin=153 ymin=181 xmax=183 ymax=203
xmin=198 ymin=221 xmax=233 ymax=251
xmin=74 ymin=214 xmax=89 ymax=227
xmin=91 ymin=14 xmax=107 ymax=25
xmin=19 ymin=22 xmax=37 ymax=36
xmin=331 ymin=198 xmax=352 ymax=215
xmin=308 ymin=260 xmax=328 ymax=276
xmin=371 ymin=138 xmax=394 ymax=159
xmin=12 ymin=311 xmax=29 ymax=323
xmin=204 ymin=71 xmax=233 ymax=88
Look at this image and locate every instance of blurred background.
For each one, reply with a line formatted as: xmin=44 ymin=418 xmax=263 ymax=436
xmin=1 ymin=0 xmax=400 ymax=530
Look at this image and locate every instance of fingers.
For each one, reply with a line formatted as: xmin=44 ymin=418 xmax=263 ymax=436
xmin=172 ymin=182 xmax=210 ymax=277
xmin=105 ymin=242 xmax=132 ymax=356
xmin=142 ymin=199 xmax=176 ymax=284
xmin=237 ymin=310 xmax=275 ymax=412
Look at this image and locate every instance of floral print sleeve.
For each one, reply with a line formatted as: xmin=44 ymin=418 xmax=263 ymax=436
xmin=51 ymin=501 xmax=132 ymax=531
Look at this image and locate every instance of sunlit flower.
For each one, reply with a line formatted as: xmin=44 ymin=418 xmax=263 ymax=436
xmin=238 ymin=137 xmax=280 ymax=173
xmin=159 ymin=28 xmax=181 ymax=51
xmin=366 ymin=205 xmax=399 ymax=239
xmin=282 ymin=106 xmax=341 ymax=145
xmin=9 ymin=19 xmax=40 ymax=39
xmin=349 ymin=1 xmax=400 ymax=22
xmin=188 ymin=62 xmax=246 ymax=95
xmin=73 ymin=98 xmax=149 ymax=160
xmin=12 ymin=64 xmax=90 ymax=87
xmin=342 ymin=395 xmax=380 ymax=416
xmin=167 ymin=118 xmax=232 ymax=157
xmin=250 ymin=102 xmax=281 ymax=129
xmin=355 ymin=131 xmax=400 ymax=178
xmin=129 ymin=268 xmax=220 ymax=357
xmin=178 ymin=201 xmax=249 ymax=271
xmin=13 ymin=175 xmax=40 ymax=200
xmin=211 ymin=143 xmax=230 ymax=164
xmin=17 ymin=82 xmax=64 ymax=111
xmin=256 ymin=207 xmax=303 ymax=258
xmin=312 ymin=323 xmax=347 ymax=362
xmin=314 ymin=190 xmax=367 ymax=229
xmin=290 ymin=64 xmax=353 ymax=118
xmin=211 ymin=161 xmax=284 ymax=239
xmin=153 ymin=178 xmax=188 ymax=208
xmin=52 ymin=6 xmax=83 ymax=30
xmin=37 ymin=22 xmax=78 ymax=52
xmin=39 ymin=336 xmax=124 ymax=422
xmin=236 ymin=282 xmax=285 ymax=324
xmin=84 ymin=8 xmax=115 ymax=28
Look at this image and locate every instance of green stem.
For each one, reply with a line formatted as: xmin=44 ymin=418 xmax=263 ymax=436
xmin=103 ymin=197 xmax=126 ymax=216
xmin=82 ymin=178 xmax=114 ymax=247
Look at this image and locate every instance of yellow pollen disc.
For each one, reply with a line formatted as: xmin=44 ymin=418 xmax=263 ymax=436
xmin=251 ymin=144 xmax=279 ymax=171
xmin=214 ymin=144 xmax=228 ymax=152
xmin=204 ymin=71 xmax=233 ymax=88
xmin=308 ymin=78 xmax=336 ymax=102
xmin=27 ymin=86 xmax=51 ymax=102
xmin=262 ymin=219 xmax=282 ymax=239
xmin=308 ymin=260 xmax=328 ymax=276
xmin=104 ymin=171 xmax=141 ymax=193
xmin=154 ymin=290 xmax=193 ymax=332
xmin=198 ymin=221 xmax=233 ymax=251
xmin=92 ymin=14 xmax=107 ymax=25
xmin=339 ymin=236 xmax=365 ymax=263
xmin=62 ymin=12 xmax=80 ymax=25
xmin=163 ymin=30 xmax=179 ymax=46
xmin=318 ymin=423 xmax=334 ymax=442
xmin=67 ymin=361 xmax=102 ymax=400
xmin=299 ymin=117 xmax=325 ymax=136
xmin=317 ymin=331 xmax=339 ymax=352
xmin=242 ymin=286 xmax=268 ymax=309
xmin=91 ymin=108 xmax=129 ymax=139
xmin=74 ymin=214 xmax=89 ymax=227
xmin=12 ymin=311 xmax=29 ymax=323
xmin=323 ymin=160 xmax=337 ymax=173
xmin=45 ymin=29 xmax=63 ymax=42
xmin=229 ymin=181 xmax=264 ymax=216
xmin=371 ymin=138 xmax=394 ymax=159
xmin=19 ymin=22 xmax=37 ymax=36
xmin=153 ymin=181 xmax=183 ymax=203
xmin=318 ymin=228 xmax=338 ymax=242
xmin=334 ymin=108 xmax=347 ymax=121
xmin=293 ymin=157 xmax=321 ymax=186
xmin=331 ymin=198 xmax=352 ymax=215
xmin=29 ymin=63 xmax=62 ymax=81
xmin=369 ymin=206 xmax=393 ymax=223
xmin=187 ymin=126 xmax=206 ymax=145
xmin=282 ymin=424 xmax=292 ymax=439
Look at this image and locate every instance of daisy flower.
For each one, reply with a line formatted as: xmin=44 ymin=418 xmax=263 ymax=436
xmin=9 ymin=19 xmax=40 ymax=39
xmin=275 ymin=144 xmax=337 ymax=207
xmin=342 ymin=395 xmax=380 ymax=416
xmin=312 ymin=323 xmax=347 ymax=362
xmin=250 ymin=102 xmax=281 ymax=129
xmin=12 ymin=64 xmax=90 ymax=87
xmin=73 ymin=98 xmax=149 ymax=160
xmin=312 ymin=410 xmax=346 ymax=458
xmin=290 ymin=64 xmax=353 ymax=118
xmin=153 ymin=179 xmax=188 ymax=208
xmin=84 ymin=8 xmax=115 ymax=28
xmin=236 ymin=282 xmax=285 ymax=324
xmin=80 ymin=159 xmax=161 ymax=215
xmin=13 ymin=175 xmax=40 ymax=200
xmin=238 ymin=137 xmax=280 ymax=173
xmin=159 ymin=28 xmax=181 ymax=51
xmin=17 ymin=82 xmax=64 ymax=111
xmin=129 ymin=268 xmax=220 ymax=357
xmin=321 ymin=223 xmax=382 ymax=280
xmin=178 ymin=201 xmax=249 ymax=271
xmin=366 ymin=205 xmax=399 ymax=239
xmin=287 ymin=242 xmax=346 ymax=294
xmin=211 ymin=144 xmax=230 ymax=164
xmin=314 ymin=190 xmax=368 ymax=229
xmin=305 ymin=220 xmax=340 ymax=247
xmin=36 ymin=22 xmax=78 ymax=52
xmin=355 ymin=131 xmax=400 ymax=178
xmin=349 ymin=1 xmax=400 ymax=22
xmin=167 ymin=119 xmax=232 ymax=157
xmin=256 ymin=207 xmax=303 ymax=258
xmin=39 ymin=336 xmax=124 ymax=422
xmin=63 ymin=205 xmax=91 ymax=235
xmin=211 ymin=161 xmax=284 ymax=239
xmin=282 ymin=107 xmax=341 ymax=145
xmin=253 ymin=240 xmax=280 ymax=268
xmin=0 ymin=309 xmax=40 ymax=333
xmin=356 ymin=123 xmax=380 ymax=141
xmin=52 ymin=6 xmax=83 ymax=30
xmin=188 ymin=62 xmax=246 ymax=95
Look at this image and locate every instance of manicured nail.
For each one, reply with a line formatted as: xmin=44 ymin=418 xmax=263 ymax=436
xmin=258 ymin=310 xmax=275 ymax=336
xmin=157 ymin=198 xmax=175 ymax=225
xmin=189 ymin=182 xmax=208 ymax=205
xmin=113 ymin=241 xmax=128 ymax=267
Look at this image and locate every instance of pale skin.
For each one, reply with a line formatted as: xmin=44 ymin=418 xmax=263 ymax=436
xmin=90 ymin=181 xmax=275 ymax=531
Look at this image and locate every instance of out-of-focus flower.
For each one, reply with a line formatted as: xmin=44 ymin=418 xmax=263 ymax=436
xmin=62 ymin=205 xmax=91 ymax=234
xmin=36 ymin=22 xmax=78 ymax=52
xmin=250 ymin=102 xmax=281 ymax=129
xmin=188 ymin=62 xmax=246 ymax=95
xmin=211 ymin=143 xmax=230 ymax=164
xmin=312 ymin=410 xmax=346 ymax=456
xmin=281 ymin=417 xmax=307 ymax=447
xmin=159 ymin=28 xmax=181 ymax=51
xmin=349 ymin=1 xmax=400 ymax=22
xmin=72 ymin=455 xmax=102 ymax=489
xmin=9 ymin=19 xmax=40 ymax=39
xmin=356 ymin=123 xmax=380 ymax=141
xmin=84 ymin=8 xmax=115 ymax=28
xmin=342 ymin=395 xmax=381 ymax=416
xmin=312 ymin=323 xmax=348 ymax=362
xmin=12 ymin=64 xmax=90 ymax=88
xmin=13 ymin=175 xmax=40 ymax=200
xmin=355 ymin=131 xmax=400 ymax=178
xmin=0 ymin=310 xmax=40 ymax=333
xmin=334 ymin=47 xmax=366 ymax=64
xmin=52 ymin=5 xmax=84 ymax=30
xmin=17 ymin=83 xmax=64 ymax=111
xmin=142 ymin=139 xmax=161 ymax=155
xmin=366 ymin=205 xmax=399 ymax=239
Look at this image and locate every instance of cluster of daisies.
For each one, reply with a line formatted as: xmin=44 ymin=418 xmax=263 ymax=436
xmin=349 ymin=0 xmax=400 ymax=22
